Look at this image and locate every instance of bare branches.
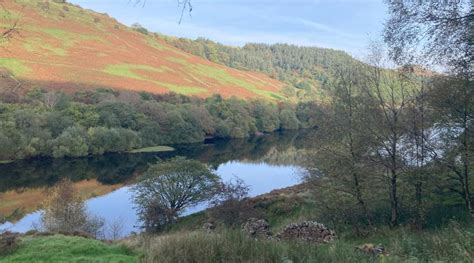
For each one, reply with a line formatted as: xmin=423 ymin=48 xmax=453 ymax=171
xmin=384 ymin=0 xmax=472 ymax=75
xmin=130 ymin=0 xmax=192 ymax=24
xmin=0 ymin=5 xmax=19 ymax=44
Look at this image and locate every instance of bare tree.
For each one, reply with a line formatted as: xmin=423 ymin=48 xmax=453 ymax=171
xmin=107 ymin=218 xmax=125 ymax=241
xmin=384 ymin=0 xmax=473 ymax=218
xmin=43 ymin=92 xmax=63 ymax=109
xmin=364 ymin=43 xmax=412 ymax=227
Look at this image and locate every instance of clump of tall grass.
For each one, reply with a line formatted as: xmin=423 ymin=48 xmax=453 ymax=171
xmin=382 ymin=222 xmax=474 ymax=262
xmin=126 ymin=230 xmax=372 ymax=263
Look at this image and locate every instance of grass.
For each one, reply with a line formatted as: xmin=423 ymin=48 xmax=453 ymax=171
xmin=122 ymin=223 xmax=474 ymax=263
xmin=29 ymin=27 xmax=105 ymax=49
xmin=166 ymin=57 xmax=189 ymax=66
xmin=0 ymin=235 xmax=139 ymax=263
xmin=126 ymin=230 xmax=373 ymax=263
xmin=103 ymin=63 xmax=167 ymax=81
xmin=156 ymin=82 xmax=207 ymax=95
xmin=146 ymin=37 xmax=165 ymax=51
xmin=129 ymin=146 xmax=175 ymax=153
xmin=188 ymin=64 xmax=282 ymax=100
xmin=0 ymin=160 xmax=13 ymax=165
xmin=0 ymin=58 xmax=30 ymax=77
xmin=103 ymin=64 xmax=207 ymax=95
xmin=23 ymin=38 xmax=67 ymax=57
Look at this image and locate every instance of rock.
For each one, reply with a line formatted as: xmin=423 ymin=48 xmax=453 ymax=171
xmin=242 ymin=218 xmax=272 ymax=240
xmin=202 ymin=222 xmax=216 ymax=234
xmin=356 ymin=243 xmax=387 ymax=256
xmin=276 ymin=221 xmax=336 ymax=244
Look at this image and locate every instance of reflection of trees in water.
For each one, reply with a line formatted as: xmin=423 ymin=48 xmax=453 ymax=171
xmin=0 ymin=130 xmax=317 ymax=193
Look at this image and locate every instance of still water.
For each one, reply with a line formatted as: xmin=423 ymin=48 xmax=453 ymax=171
xmin=0 ymin=131 xmax=315 ymax=237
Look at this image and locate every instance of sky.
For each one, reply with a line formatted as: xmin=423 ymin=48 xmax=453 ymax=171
xmin=69 ymin=0 xmax=388 ymax=56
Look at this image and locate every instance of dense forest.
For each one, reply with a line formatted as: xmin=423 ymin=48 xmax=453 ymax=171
xmin=159 ymin=36 xmax=362 ymax=101
xmin=0 ymin=89 xmax=321 ymax=161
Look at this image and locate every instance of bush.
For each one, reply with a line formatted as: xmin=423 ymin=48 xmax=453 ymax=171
xmin=40 ymin=179 xmax=104 ymax=238
xmin=131 ymin=23 xmax=148 ymax=35
xmin=0 ymin=232 xmax=21 ymax=256
xmin=209 ymin=177 xmax=263 ymax=227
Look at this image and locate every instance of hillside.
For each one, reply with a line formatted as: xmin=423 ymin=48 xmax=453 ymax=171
xmin=0 ymin=0 xmax=284 ymax=100
xmin=160 ymin=37 xmax=364 ymax=101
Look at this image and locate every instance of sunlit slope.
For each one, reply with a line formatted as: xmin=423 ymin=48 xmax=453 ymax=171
xmin=0 ymin=0 xmax=284 ymax=100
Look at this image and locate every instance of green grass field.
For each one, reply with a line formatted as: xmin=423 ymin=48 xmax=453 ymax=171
xmin=0 ymin=235 xmax=139 ymax=263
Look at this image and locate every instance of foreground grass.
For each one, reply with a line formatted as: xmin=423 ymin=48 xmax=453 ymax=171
xmin=129 ymin=146 xmax=175 ymax=153
xmin=0 ymin=235 xmax=139 ymax=263
xmin=124 ymin=230 xmax=371 ymax=263
xmin=121 ymin=223 xmax=474 ymax=263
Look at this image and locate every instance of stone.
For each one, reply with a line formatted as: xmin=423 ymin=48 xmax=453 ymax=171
xmin=356 ymin=243 xmax=387 ymax=256
xmin=276 ymin=221 xmax=336 ymax=244
xmin=202 ymin=222 xmax=216 ymax=234
xmin=242 ymin=218 xmax=272 ymax=240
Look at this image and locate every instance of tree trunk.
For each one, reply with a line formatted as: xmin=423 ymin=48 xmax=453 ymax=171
xmin=390 ymin=168 xmax=399 ymax=227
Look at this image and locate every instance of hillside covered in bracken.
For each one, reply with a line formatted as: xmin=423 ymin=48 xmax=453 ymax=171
xmin=0 ymin=0 xmax=285 ymax=100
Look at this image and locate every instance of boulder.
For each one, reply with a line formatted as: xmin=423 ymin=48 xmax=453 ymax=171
xmin=356 ymin=243 xmax=387 ymax=256
xmin=276 ymin=221 xmax=336 ymax=244
xmin=242 ymin=218 xmax=272 ymax=240
xmin=202 ymin=222 xmax=216 ymax=234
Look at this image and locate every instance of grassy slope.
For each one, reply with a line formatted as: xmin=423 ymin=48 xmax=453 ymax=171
xmin=2 ymin=185 xmax=473 ymax=262
xmin=160 ymin=185 xmax=474 ymax=262
xmin=123 ymin=226 xmax=474 ymax=263
xmin=0 ymin=1 xmax=284 ymax=100
xmin=0 ymin=235 xmax=139 ymax=263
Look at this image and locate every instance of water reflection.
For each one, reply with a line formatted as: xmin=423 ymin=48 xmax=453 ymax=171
xmin=0 ymin=130 xmax=315 ymax=235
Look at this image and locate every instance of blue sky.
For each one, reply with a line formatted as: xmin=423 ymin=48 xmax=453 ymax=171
xmin=69 ymin=0 xmax=387 ymax=56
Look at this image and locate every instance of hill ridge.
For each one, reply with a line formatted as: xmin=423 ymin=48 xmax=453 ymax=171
xmin=0 ymin=0 xmax=285 ymax=100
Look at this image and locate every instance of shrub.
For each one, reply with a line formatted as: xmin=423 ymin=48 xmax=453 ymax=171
xmin=209 ymin=177 xmax=263 ymax=227
xmin=0 ymin=232 xmax=21 ymax=256
xmin=131 ymin=23 xmax=149 ymax=35
xmin=40 ymin=179 xmax=104 ymax=238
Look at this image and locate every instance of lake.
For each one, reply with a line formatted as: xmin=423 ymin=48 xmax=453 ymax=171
xmin=0 ymin=130 xmax=315 ymax=237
